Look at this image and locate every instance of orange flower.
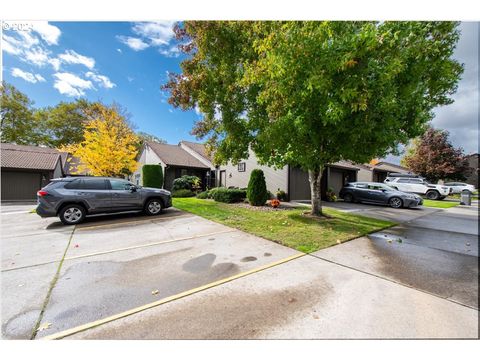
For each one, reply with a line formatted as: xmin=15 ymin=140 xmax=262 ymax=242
xmin=271 ymin=199 xmax=280 ymax=208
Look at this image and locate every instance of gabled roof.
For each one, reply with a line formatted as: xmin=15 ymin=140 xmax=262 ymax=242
xmin=179 ymin=140 xmax=213 ymax=162
xmin=329 ymin=160 xmax=360 ymax=171
xmin=1 ymin=143 xmax=61 ymax=171
xmin=147 ymin=141 xmax=210 ymax=169
xmin=373 ymin=162 xmax=409 ymax=172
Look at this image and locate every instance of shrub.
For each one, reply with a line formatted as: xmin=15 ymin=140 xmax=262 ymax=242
xmin=247 ymin=169 xmax=269 ymax=206
xmin=276 ymin=189 xmax=288 ymax=201
xmin=142 ymin=165 xmax=163 ymax=188
xmin=207 ymin=187 xmax=224 ymax=198
xmin=196 ymin=190 xmax=209 ymax=199
xmin=172 ymin=175 xmax=202 ymax=192
xmin=325 ymin=187 xmax=337 ymax=202
xmin=212 ymin=188 xmax=247 ymax=203
xmin=172 ymin=189 xmax=195 ymax=198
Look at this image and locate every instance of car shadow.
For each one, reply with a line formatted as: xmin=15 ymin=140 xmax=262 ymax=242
xmin=45 ymin=208 xmax=184 ymax=230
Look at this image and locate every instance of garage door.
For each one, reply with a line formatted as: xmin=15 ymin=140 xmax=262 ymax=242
xmin=288 ymin=167 xmax=311 ymax=200
xmin=1 ymin=171 xmax=42 ymax=201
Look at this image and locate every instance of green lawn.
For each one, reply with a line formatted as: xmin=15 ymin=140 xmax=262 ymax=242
xmin=422 ymin=199 xmax=459 ymax=208
xmin=173 ymin=198 xmax=396 ymax=253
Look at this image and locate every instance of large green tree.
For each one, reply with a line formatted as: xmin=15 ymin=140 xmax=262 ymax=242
xmin=401 ymin=126 xmax=470 ymax=183
xmin=34 ymin=99 xmax=92 ymax=148
xmin=0 ymin=81 xmax=39 ymax=144
xmin=164 ymin=21 xmax=463 ymax=215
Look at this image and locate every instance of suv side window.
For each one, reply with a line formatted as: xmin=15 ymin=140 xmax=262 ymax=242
xmin=82 ymin=179 xmax=107 ymax=190
xmin=409 ymin=179 xmax=423 ymax=184
xmin=355 ymin=183 xmax=368 ymax=189
xmin=110 ymin=180 xmax=132 ymax=190
xmin=397 ymin=179 xmax=410 ymax=183
xmin=64 ymin=179 xmax=83 ymax=189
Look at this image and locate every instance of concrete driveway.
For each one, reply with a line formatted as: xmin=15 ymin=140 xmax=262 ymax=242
xmin=1 ymin=202 xmax=477 ymax=339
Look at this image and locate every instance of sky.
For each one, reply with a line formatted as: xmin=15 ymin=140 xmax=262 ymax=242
xmin=2 ymin=21 xmax=478 ymax=163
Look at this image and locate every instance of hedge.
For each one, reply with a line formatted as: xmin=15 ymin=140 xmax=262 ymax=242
xmin=142 ymin=164 xmax=163 ymax=188
xmin=247 ymin=169 xmax=269 ymax=206
xmin=212 ymin=188 xmax=247 ymax=203
xmin=172 ymin=175 xmax=201 ymax=191
xmin=196 ymin=190 xmax=209 ymax=199
xmin=172 ymin=189 xmax=195 ymax=198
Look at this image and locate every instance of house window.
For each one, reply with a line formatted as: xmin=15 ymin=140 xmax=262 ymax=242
xmin=181 ymin=169 xmax=188 ymax=176
xmin=238 ymin=162 xmax=246 ymax=172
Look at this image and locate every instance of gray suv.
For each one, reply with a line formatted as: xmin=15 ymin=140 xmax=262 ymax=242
xmin=36 ymin=177 xmax=172 ymax=225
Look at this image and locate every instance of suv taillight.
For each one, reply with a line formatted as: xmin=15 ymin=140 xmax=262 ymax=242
xmin=37 ymin=190 xmax=48 ymax=197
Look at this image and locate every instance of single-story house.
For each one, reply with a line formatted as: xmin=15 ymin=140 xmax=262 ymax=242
xmin=217 ymin=149 xmax=373 ymax=200
xmin=135 ymin=140 xmax=414 ymax=200
xmin=369 ymin=161 xmax=410 ymax=182
xmin=1 ymin=143 xmax=64 ymax=201
xmin=1 ymin=143 xmax=88 ymax=201
xmin=134 ymin=141 xmax=216 ymax=190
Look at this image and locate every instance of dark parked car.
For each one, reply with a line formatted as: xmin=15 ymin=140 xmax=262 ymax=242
xmin=36 ymin=177 xmax=172 ymax=225
xmin=339 ymin=182 xmax=423 ymax=208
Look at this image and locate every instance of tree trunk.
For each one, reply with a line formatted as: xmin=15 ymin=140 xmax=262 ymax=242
xmin=308 ymin=167 xmax=323 ymax=216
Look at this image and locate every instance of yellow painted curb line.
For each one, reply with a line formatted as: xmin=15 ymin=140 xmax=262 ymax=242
xmin=41 ymin=252 xmax=306 ymax=340
xmin=64 ymin=229 xmax=237 ymax=261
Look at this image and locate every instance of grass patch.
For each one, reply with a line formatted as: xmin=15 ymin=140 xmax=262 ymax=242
xmin=29 ymin=208 xmax=37 ymax=213
xmin=422 ymin=199 xmax=459 ymax=208
xmin=173 ymin=198 xmax=395 ymax=253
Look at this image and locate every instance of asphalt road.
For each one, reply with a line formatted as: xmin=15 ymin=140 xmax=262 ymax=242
xmin=1 ymin=202 xmax=478 ymax=339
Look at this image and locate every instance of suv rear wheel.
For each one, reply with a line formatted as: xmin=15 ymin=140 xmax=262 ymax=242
xmin=343 ymin=193 xmax=354 ymax=203
xmin=59 ymin=204 xmax=86 ymax=225
xmin=145 ymin=198 xmax=163 ymax=216
xmin=426 ymin=190 xmax=440 ymax=200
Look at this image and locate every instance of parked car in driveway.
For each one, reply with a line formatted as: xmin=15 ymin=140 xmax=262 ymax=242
xmin=443 ymin=182 xmax=476 ymax=194
xmin=384 ymin=175 xmax=451 ymax=200
xmin=339 ymin=182 xmax=423 ymax=208
xmin=36 ymin=177 xmax=172 ymax=225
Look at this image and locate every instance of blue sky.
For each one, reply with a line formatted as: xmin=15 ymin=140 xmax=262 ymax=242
xmin=2 ymin=21 xmax=200 ymax=144
xmin=2 ymin=21 xmax=478 ymax=162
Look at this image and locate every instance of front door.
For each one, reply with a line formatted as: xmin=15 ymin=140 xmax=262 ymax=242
xmin=109 ymin=179 xmax=143 ymax=209
xmin=219 ymin=170 xmax=226 ymax=187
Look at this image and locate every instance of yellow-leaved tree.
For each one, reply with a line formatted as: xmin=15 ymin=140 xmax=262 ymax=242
xmin=62 ymin=103 xmax=139 ymax=177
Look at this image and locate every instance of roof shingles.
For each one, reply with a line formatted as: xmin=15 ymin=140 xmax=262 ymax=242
xmin=1 ymin=143 xmax=61 ymax=171
xmin=147 ymin=142 xmax=210 ymax=169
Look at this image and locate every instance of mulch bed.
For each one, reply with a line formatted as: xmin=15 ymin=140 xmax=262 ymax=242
xmin=228 ymin=202 xmax=292 ymax=212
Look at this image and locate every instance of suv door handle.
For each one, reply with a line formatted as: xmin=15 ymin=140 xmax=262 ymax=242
xmin=112 ymin=193 xmax=119 ymax=197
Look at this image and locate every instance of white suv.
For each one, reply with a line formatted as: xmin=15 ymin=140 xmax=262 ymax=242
xmin=384 ymin=176 xmax=451 ymax=200
xmin=444 ymin=182 xmax=476 ymax=194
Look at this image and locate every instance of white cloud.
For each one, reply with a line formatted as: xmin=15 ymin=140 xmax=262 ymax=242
xmin=58 ymin=50 xmax=95 ymax=69
xmin=2 ymin=35 xmax=23 ymax=55
xmin=117 ymin=48 xmax=122 ymax=53
xmin=132 ymin=21 xmax=175 ymax=46
xmin=35 ymin=74 xmax=46 ymax=82
xmin=30 ymin=21 xmax=61 ymax=45
xmin=117 ymin=22 xmax=177 ymax=55
xmin=117 ymin=36 xmax=149 ymax=51
xmin=11 ymin=67 xmax=45 ymax=83
xmin=53 ymin=72 xmax=93 ymax=97
xmin=24 ymin=47 xmax=50 ymax=67
xmin=85 ymin=71 xmax=116 ymax=89
xmin=159 ymin=46 xmax=180 ymax=58
xmin=17 ymin=30 xmax=40 ymax=48
xmin=49 ymin=58 xmax=61 ymax=71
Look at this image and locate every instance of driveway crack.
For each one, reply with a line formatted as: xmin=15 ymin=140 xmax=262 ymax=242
xmin=30 ymin=225 xmax=76 ymax=340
